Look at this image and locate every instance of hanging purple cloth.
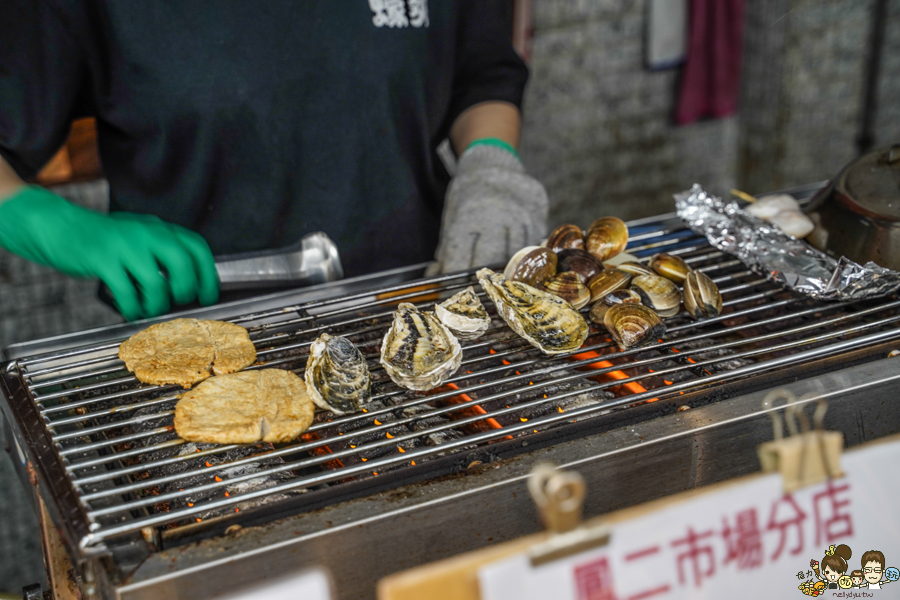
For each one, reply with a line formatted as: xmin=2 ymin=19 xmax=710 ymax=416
xmin=674 ymin=0 xmax=746 ymax=125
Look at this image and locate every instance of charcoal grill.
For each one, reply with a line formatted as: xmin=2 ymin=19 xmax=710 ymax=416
xmin=4 ymin=183 xmax=900 ymax=600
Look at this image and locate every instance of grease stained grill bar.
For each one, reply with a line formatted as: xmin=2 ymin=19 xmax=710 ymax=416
xmin=7 ymin=212 xmax=900 ymax=558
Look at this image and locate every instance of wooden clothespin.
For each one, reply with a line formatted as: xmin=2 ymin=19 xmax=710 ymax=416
xmin=757 ymin=389 xmax=844 ymax=493
xmin=526 ymin=463 xmax=609 ymax=566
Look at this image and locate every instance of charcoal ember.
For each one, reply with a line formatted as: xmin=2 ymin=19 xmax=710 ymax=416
xmin=400 ymin=403 xmax=453 ymax=432
xmin=128 ymin=406 xmax=302 ymax=523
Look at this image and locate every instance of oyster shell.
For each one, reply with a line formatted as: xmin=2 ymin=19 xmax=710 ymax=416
xmin=683 ymin=270 xmax=723 ymax=319
xmin=604 ymin=304 xmax=666 ymax=350
xmin=477 ymin=268 xmax=588 ymax=355
xmin=586 ymin=217 xmax=628 ymax=262
xmin=380 ymin=303 xmax=462 ymax=391
xmin=434 ymin=287 xmax=491 ymax=341
xmin=631 ymin=274 xmax=682 ymax=318
xmin=542 ymin=271 xmax=591 ymax=309
xmin=305 ymin=333 xmax=371 ymax=415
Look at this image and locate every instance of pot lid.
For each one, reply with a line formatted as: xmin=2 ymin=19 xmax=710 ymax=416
xmin=837 ymin=144 xmax=900 ymax=221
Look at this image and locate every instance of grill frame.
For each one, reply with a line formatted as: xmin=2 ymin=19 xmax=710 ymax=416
xmin=5 ymin=187 xmax=900 ymax=592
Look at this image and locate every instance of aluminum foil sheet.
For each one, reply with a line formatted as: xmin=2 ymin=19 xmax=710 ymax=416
xmin=674 ymin=184 xmax=900 ymax=301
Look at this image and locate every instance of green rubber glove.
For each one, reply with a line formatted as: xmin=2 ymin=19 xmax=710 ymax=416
xmin=0 ymin=186 xmax=219 ymax=321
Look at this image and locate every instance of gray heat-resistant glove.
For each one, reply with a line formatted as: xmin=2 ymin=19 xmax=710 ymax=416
xmin=433 ymin=144 xmax=549 ymax=274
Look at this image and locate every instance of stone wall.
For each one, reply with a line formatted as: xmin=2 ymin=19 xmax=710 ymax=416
xmin=521 ymin=0 xmax=740 ymax=227
xmin=522 ymin=0 xmax=898 ymax=231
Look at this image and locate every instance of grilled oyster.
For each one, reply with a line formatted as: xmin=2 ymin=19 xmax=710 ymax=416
xmin=604 ymin=304 xmax=666 ymax=350
xmin=434 ymin=287 xmax=491 ymax=341
xmin=305 ymin=333 xmax=371 ymax=415
xmin=477 ymin=268 xmax=588 ymax=355
xmin=380 ymin=303 xmax=462 ymax=391
xmin=683 ymin=270 xmax=723 ymax=319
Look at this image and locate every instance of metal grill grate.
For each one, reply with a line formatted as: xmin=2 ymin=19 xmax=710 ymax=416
xmin=8 ymin=215 xmax=900 ymax=550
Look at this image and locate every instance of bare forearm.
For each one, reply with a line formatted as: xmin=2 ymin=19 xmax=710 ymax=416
xmin=449 ymin=101 xmax=521 ymax=155
xmin=0 ymin=155 xmax=25 ymax=202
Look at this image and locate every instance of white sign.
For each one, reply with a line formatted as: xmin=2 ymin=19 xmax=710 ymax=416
xmin=213 ymin=566 xmax=333 ymax=600
xmin=480 ymin=439 xmax=900 ymax=600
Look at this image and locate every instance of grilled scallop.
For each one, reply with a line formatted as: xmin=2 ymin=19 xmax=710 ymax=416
xmin=380 ymin=303 xmax=462 ymax=391
xmin=434 ymin=287 xmax=491 ymax=341
xmin=477 ymin=268 xmax=588 ymax=355
xmin=305 ymin=333 xmax=371 ymax=415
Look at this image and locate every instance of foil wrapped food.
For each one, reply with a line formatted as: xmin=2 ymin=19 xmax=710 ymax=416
xmin=674 ymin=184 xmax=900 ymax=301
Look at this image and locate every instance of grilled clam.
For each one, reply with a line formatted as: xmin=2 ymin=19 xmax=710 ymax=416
xmin=683 ymin=270 xmax=723 ymax=319
xmin=543 ymin=271 xmax=591 ymax=309
xmin=507 ymin=247 xmax=557 ymax=288
xmin=603 ymin=289 xmax=642 ymax=305
xmin=589 ymin=301 xmax=609 ymax=325
xmin=587 ymin=269 xmax=631 ymax=302
xmin=650 ymin=253 xmax=690 ymax=284
xmin=556 ymin=249 xmax=603 ymax=283
xmin=434 ymin=287 xmax=491 ymax=341
xmin=631 ymin=274 xmax=681 ymax=318
xmin=546 ymin=224 xmax=585 ymax=254
xmin=616 ymin=261 xmax=654 ymax=277
xmin=602 ymin=251 xmax=640 ymax=267
xmin=477 ymin=268 xmax=588 ymax=355
xmin=503 ymin=246 xmax=540 ymax=279
xmin=380 ymin=303 xmax=462 ymax=391
xmin=604 ymin=304 xmax=666 ymax=350
xmin=586 ymin=217 xmax=628 ymax=262
xmin=305 ymin=334 xmax=371 ymax=415
xmin=591 ymin=289 xmax=642 ymax=324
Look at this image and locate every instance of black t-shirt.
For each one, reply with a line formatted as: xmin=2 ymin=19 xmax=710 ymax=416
xmin=0 ymin=1 xmax=528 ymax=277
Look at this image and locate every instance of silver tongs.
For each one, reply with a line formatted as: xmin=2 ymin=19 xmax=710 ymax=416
xmin=215 ymin=231 xmax=343 ymax=291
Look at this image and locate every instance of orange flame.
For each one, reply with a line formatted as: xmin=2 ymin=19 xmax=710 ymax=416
xmin=571 ymin=350 xmax=655 ymax=401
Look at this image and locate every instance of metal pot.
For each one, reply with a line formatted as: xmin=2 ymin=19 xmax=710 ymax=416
xmin=806 ymin=144 xmax=900 ymax=269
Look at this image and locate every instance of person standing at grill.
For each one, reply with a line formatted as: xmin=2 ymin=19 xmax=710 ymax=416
xmin=0 ymin=2 xmax=547 ymax=321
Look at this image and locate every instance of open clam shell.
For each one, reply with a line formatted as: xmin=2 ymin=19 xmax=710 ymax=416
xmin=434 ymin=287 xmax=491 ymax=341
xmin=683 ymin=270 xmax=723 ymax=319
xmin=586 ymin=217 xmax=629 ymax=262
xmin=305 ymin=333 xmax=371 ymax=415
xmin=380 ymin=303 xmax=462 ymax=391
xmin=477 ymin=268 xmax=588 ymax=355
xmin=631 ymin=274 xmax=682 ymax=318
xmin=604 ymin=304 xmax=666 ymax=350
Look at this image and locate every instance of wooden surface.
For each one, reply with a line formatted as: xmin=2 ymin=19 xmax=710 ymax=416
xmin=35 ymin=118 xmax=102 ymax=185
xmin=36 ymin=496 xmax=82 ymax=600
